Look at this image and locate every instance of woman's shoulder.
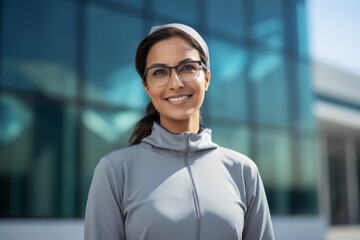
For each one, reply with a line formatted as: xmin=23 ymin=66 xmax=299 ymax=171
xmin=96 ymin=144 xmax=143 ymax=169
xmin=104 ymin=144 xmax=142 ymax=159
xmin=215 ymin=146 xmax=259 ymax=173
xmin=213 ymin=146 xmax=263 ymax=187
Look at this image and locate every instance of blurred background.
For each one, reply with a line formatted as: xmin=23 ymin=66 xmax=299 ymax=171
xmin=0 ymin=0 xmax=359 ymax=239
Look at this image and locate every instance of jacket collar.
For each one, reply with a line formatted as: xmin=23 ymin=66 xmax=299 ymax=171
xmin=141 ymin=122 xmax=218 ymax=154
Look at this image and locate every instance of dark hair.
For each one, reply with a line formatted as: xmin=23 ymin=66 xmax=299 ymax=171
xmin=129 ymin=27 xmax=208 ymax=145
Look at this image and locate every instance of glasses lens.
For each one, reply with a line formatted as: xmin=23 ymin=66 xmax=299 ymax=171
xmin=177 ymin=61 xmax=200 ymax=82
xmin=148 ymin=67 xmax=170 ymax=86
xmin=146 ymin=61 xmax=203 ymax=87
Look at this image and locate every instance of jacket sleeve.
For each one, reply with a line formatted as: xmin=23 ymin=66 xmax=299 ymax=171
xmin=243 ymin=168 xmax=275 ymax=240
xmin=84 ymin=158 xmax=125 ymax=240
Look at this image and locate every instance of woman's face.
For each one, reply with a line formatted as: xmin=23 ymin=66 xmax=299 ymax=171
xmin=143 ymin=36 xmax=210 ymax=132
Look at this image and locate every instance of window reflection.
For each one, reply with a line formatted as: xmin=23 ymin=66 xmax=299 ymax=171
xmin=251 ymin=50 xmax=288 ymax=127
xmin=1 ymin=0 xmax=77 ymax=96
xmin=152 ymin=0 xmax=197 ymax=25
xmin=208 ymin=0 xmax=245 ymax=37
xmin=85 ymin=5 xmax=145 ymax=107
xmin=207 ymin=38 xmax=247 ymax=121
xmin=82 ymin=109 xmax=142 ymax=144
xmin=257 ymin=128 xmax=291 ymax=214
xmin=3 ymin=60 xmax=77 ymax=98
xmin=0 ymin=94 xmax=32 ymax=145
xmin=251 ymin=18 xmax=283 ymax=48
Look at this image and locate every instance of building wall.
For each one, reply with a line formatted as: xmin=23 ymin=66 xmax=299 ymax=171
xmin=0 ymin=0 xmax=316 ymax=219
xmin=313 ymin=61 xmax=360 ymax=225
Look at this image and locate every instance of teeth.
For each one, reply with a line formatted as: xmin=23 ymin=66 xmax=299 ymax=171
xmin=168 ymin=95 xmax=189 ymax=102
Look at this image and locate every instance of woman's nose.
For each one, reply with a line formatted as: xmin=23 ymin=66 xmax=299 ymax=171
xmin=167 ymin=69 xmax=184 ymax=89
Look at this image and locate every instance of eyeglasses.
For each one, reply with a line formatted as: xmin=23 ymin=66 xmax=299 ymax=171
xmin=143 ymin=60 xmax=207 ymax=87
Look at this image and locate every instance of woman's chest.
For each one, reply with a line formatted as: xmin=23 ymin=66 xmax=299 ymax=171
xmin=122 ymin=159 xmax=246 ymax=240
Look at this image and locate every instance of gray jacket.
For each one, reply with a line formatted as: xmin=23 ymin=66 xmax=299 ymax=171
xmin=84 ymin=123 xmax=275 ymax=240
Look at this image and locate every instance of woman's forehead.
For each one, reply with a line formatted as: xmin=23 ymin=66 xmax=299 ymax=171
xmin=147 ymin=37 xmax=200 ymax=65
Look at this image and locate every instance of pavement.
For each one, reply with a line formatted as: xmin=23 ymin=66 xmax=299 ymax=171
xmin=327 ymin=226 xmax=360 ymax=240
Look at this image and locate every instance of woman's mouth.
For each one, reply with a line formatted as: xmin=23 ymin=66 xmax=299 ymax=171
xmin=166 ymin=95 xmax=192 ymax=104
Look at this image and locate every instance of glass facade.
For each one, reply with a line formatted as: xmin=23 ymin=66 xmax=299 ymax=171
xmin=0 ymin=0 xmax=316 ymax=218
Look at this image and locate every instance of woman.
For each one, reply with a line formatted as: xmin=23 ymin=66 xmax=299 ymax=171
xmin=84 ymin=23 xmax=275 ymax=240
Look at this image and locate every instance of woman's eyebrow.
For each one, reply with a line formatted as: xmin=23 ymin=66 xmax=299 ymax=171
xmin=178 ymin=58 xmax=198 ymax=65
xmin=148 ymin=58 xmax=198 ymax=68
xmin=148 ymin=63 xmax=168 ymax=68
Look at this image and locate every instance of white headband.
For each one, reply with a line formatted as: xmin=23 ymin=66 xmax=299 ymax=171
xmin=148 ymin=23 xmax=210 ymax=68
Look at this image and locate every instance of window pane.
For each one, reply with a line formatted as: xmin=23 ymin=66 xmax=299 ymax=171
xmin=0 ymin=93 xmax=78 ymax=217
xmin=292 ymin=135 xmax=318 ymax=214
xmin=110 ymin=0 xmax=143 ymax=8
xmin=1 ymin=0 xmax=77 ymax=99
xmin=256 ymin=128 xmax=291 ymax=214
xmin=296 ymin=1 xmax=309 ymax=56
xmin=207 ymin=0 xmax=244 ymax=37
xmin=209 ymin=121 xmax=250 ymax=156
xmin=152 ymin=0 xmax=197 ymax=25
xmin=251 ymin=50 xmax=288 ymax=127
xmin=0 ymin=94 xmax=32 ymax=217
xmin=297 ymin=61 xmax=314 ymax=131
xmin=85 ymin=5 xmax=146 ymax=108
xmin=206 ymin=37 xmax=247 ymax=121
xmin=250 ymin=0 xmax=284 ymax=49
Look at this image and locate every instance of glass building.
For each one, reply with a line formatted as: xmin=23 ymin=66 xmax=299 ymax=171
xmin=1 ymin=0 xmax=316 ymax=221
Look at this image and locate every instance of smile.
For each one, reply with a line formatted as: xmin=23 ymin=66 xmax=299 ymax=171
xmin=166 ymin=95 xmax=191 ymax=103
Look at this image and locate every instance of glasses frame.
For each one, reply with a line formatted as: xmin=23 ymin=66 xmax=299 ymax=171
xmin=143 ymin=60 xmax=208 ymax=87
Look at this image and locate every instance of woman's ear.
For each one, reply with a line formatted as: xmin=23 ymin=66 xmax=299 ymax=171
xmin=142 ymin=80 xmax=150 ymax=94
xmin=205 ymin=70 xmax=211 ymax=91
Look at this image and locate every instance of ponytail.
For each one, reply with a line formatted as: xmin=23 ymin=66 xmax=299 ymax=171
xmin=129 ymin=102 xmax=159 ymax=145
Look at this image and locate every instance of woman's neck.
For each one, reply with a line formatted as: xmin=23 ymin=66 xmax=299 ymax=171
xmin=159 ymin=118 xmax=200 ymax=134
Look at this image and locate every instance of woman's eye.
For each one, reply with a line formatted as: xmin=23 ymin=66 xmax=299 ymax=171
xmin=152 ymin=68 xmax=168 ymax=77
xmin=179 ymin=64 xmax=196 ymax=72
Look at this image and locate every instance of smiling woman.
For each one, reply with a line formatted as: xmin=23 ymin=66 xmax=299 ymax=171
xmin=141 ymin=36 xmax=210 ymax=133
xmin=84 ymin=23 xmax=275 ymax=240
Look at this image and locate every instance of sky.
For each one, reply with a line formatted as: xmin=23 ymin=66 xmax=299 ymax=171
xmin=307 ymin=0 xmax=360 ymax=77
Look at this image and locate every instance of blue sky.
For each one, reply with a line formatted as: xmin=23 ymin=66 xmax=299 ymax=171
xmin=307 ymin=0 xmax=360 ymax=76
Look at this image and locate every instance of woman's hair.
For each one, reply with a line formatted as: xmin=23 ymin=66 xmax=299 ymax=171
xmin=129 ymin=27 xmax=208 ymax=145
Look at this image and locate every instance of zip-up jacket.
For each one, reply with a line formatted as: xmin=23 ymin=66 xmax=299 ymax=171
xmin=84 ymin=123 xmax=275 ymax=240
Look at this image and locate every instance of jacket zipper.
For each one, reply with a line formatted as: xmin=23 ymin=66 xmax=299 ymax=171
xmin=185 ymin=136 xmax=201 ymax=240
